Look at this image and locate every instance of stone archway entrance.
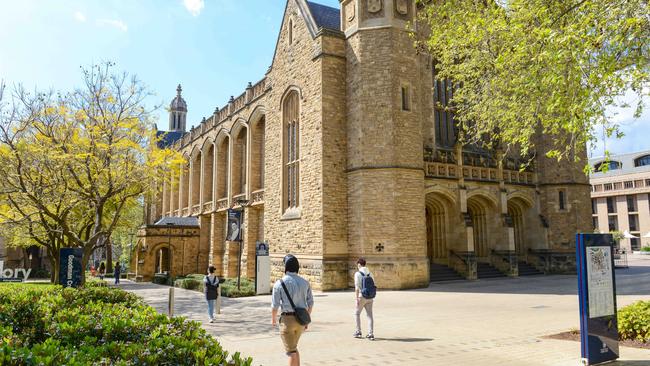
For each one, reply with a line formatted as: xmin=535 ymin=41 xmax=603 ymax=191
xmin=467 ymin=194 xmax=498 ymax=261
xmin=155 ymin=247 xmax=171 ymax=274
xmin=425 ymin=192 xmax=452 ymax=263
xmin=507 ymin=197 xmax=533 ymax=258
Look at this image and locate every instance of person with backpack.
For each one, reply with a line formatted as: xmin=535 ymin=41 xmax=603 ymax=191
xmin=114 ymin=262 xmax=121 ymax=285
xmin=204 ymin=265 xmax=220 ymax=323
xmin=353 ymin=258 xmax=376 ymax=340
xmin=271 ymin=254 xmax=314 ymax=366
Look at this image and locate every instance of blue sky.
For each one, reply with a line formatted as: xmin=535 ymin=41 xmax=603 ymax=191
xmin=0 ymin=0 xmax=646 ymax=157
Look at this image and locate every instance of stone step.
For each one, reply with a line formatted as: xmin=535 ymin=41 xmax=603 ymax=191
xmin=477 ymin=263 xmax=506 ymax=279
xmin=518 ymin=262 xmax=544 ymax=276
xmin=430 ymin=264 xmax=464 ymax=282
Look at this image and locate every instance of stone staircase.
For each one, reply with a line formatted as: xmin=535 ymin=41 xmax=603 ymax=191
xmin=518 ymin=261 xmax=544 ymax=276
xmin=430 ymin=263 xmax=464 ymax=282
xmin=477 ymin=262 xmax=507 ymax=279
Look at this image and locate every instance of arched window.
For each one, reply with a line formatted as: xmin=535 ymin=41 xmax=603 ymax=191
xmin=634 ymin=155 xmax=650 ymax=167
xmin=594 ymin=160 xmax=622 ymax=172
xmin=283 ymin=91 xmax=300 ymax=211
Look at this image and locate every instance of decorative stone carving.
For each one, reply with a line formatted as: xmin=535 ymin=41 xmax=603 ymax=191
xmin=396 ymin=0 xmax=408 ymax=15
xmin=368 ymin=0 xmax=382 ymax=13
xmin=346 ymin=1 xmax=355 ymax=22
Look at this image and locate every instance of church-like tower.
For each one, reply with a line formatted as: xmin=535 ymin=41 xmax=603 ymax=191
xmin=169 ymin=84 xmax=187 ymax=132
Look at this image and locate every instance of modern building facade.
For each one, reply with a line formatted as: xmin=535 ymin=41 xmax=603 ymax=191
xmin=133 ymin=0 xmax=591 ymax=290
xmin=590 ymin=150 xmax=650 ymax=252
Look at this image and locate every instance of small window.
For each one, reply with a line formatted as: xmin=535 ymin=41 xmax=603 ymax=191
xmin=558 ymin=190 xmax=566 ymax=210
xmin=627 ymin=195 xmax=637 ymax=212
xmin=591 ymin=199 xmax=597 ymax=214
xmin=401 ymin=86 xmax=411 ymax=111
xmin=614 ymin=182 xmax=622 ymax=190
xmin=595 ymin=160 xmax=622 ymax=172
xmin=592 ymin=216 xmax=599 ymax=231
xmin=629 ymin=214 xmax=639 ymax=231
xmin=631 ymin=238 xmax=640 ymax=251
xmin=604 ymin=183 xmax=612 ymax=191
xmin=634 ymin=155 xmax=650 ymax=167
xmin=624 ymin=181 xmax=633 ymax=189
xmin=608 ymin=216 xmax=618 ymax=231
xmin=594 ymin=184 xmax=603 ymax=192
xmin=607 ymin=197 xmax=616 ymax=213
xmin=646 ymin=179 xmax=650 ymax=187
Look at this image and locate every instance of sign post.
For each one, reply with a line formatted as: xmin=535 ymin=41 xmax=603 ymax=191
xmin=255 ymin=241 xmax=270 ymax=295
xmin=576 ymin=233 xmax=619 ymax=365
xmin=59 ymin=248 xmax=84 ymax=288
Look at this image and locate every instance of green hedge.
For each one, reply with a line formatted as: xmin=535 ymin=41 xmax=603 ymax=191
xmin=641 ymin=246 xmax=650 ymax=252
xmin=0 ymin=283 xmax=252 ymax=365
xmin=172 ymin=276 xmax=255 ymax=298
xmin=618 ymin=300 xmax=650 ymax=343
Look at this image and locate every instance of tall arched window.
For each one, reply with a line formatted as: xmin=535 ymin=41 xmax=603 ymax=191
xmin=283 ymin=91 xmax=300 ymax=211
xmin=634 ymin=155 xmax=650 ymax=167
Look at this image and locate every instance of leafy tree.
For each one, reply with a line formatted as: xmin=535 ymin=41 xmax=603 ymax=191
xmin=417 ymin=0 xmax=649 ymax=167
xmin=0 ymin=63 xmax=183 ymax=284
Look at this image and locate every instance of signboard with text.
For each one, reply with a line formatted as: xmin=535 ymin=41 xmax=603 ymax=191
xmin=255 ymin=241 xmax=270 ymax=295
xmin=0 ymin=261 xmax=31 ymax=282
xmin=59 ymin=248 xmax=84 ymax=288
xmin=576 ymin=233 xmax=619 ymax=365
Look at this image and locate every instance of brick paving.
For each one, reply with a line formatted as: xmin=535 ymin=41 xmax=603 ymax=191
xmin=116 ymin=255 xmax=650 ymax=366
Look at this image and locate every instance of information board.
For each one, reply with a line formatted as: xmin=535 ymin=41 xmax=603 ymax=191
xmin=576 ymin=233 xmax=619 ymax=365
xmin=59 ymin=248 xmax=84 ymax=288
xmin=255 ymin=241 xmax=270 ymax=295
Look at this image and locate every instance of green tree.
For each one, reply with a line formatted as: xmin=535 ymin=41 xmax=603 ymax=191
xmin=417 ymin=0 xmax=649 ymax=166
xmin=0 ymin=63 xmax=183 ymax=284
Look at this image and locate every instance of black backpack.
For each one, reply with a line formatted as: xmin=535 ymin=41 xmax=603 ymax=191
xmin=359 ymin=272 xmax=376 ymax=299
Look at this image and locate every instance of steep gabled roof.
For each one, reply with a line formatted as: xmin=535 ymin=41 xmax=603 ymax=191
xmin=306 ymin=1 xmax=340 ymax=31
xmin=156 ymin=130 xmax=185 ymax=149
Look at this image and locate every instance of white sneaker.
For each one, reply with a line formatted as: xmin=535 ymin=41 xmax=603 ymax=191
xmin=209 ymin=318 xmax=215 ymax=323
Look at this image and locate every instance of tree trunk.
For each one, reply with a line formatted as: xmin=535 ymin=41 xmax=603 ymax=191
xmin=81 ymin=246 xmax=93 ymax=286
xmin=106 ymin=241 xmax=113 ymax=273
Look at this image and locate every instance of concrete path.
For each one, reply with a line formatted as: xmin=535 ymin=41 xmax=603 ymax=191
xmin=115 ymin=255 xmax=650 ymax=366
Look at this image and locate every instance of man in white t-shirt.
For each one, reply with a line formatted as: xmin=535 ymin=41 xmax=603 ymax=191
xmin=353 ymin=258 xmax=374 ymax=340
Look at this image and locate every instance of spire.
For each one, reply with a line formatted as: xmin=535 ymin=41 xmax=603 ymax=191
xmin=169 ymin=83 xmax=187 ymax=132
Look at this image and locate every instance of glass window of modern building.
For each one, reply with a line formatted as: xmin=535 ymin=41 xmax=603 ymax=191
xmin=607 ymin=197 xmax=616 ymax=213
xmin=627 ymin=195 xmax=637 ymax=212
xmin=634 ymin=155 xmax=650 ymax=167
xmin=608 ymin=216 xmax=618 ymax=231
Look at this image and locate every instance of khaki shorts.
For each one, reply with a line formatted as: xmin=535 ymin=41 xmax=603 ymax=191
xmin=280 ymin=314 xmax=305 ymax=354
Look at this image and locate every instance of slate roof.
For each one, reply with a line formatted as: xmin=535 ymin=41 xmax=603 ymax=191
xmin=154 ymin=217 xmax=199 ymax=227
xmin=306 ymin=1 xmax=340 ymax=31
xmin=156 ymin=130 xmax=185 ymax=149
xmin=589 ymin=150 xmax=650 ymax=178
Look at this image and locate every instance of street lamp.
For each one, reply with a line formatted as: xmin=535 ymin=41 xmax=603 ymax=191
xmin=234 ymin=198 xmax=251 ymax=290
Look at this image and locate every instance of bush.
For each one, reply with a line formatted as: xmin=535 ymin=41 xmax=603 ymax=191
xmin=174 ymin=277 xmax=201 ymax=290
xmin=641 ymin=246 xmax=650 ymax=252
xmin=618 ymin=300 xmax=650 ymax=343
xmin=221 ymin=278 xmax=255 ymax=298
xmin=0 ymin=283 xmax=252 ymax=365
xmin=152 ymin=273 xmax=170 ymax=285
xmin=29 ymin=268 xmax=51 ymax=279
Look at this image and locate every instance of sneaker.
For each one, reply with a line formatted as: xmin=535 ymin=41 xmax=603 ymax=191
xmin=209 ymin=318 xmax=215 ymax=323
xmin=353 ymin=331 xmax=362 ymax=338
xmin=366 ymin=334 xmax=375 ymax=340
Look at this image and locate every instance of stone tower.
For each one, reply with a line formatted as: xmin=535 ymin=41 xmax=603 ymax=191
xmin=169 ymin=84 xmax=187 ymax=132
xmin=341 ymin=0 xmax=428 ymax=288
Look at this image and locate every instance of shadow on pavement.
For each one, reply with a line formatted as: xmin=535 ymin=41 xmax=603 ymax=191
xmin=373 ymin=337 xmax=434 ymax=343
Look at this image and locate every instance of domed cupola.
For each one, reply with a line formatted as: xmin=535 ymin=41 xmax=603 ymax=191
xmin=169 ymin=84 xmax=187 ymax=132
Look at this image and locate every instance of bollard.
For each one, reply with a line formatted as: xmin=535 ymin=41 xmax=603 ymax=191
xmin=168 ymin=287 xmax=174 ymax=317
xmin=216 ymin=285 xmax=222 ymax=315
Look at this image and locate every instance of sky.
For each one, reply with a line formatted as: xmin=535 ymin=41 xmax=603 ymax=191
xmin=0 ymin=0 xmax=647 ymax=158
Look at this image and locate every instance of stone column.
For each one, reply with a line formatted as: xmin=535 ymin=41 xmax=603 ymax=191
xmin=210 ymin=212 xmax=225 ymax=276
xmin=199 ymin=215 xmax=211 ymax=273
xmin=242 ymin=206 xmax=260 ymax=279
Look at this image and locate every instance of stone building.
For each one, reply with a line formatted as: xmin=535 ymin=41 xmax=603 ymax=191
xmin=589 ymin=150 xmax=650 ymax=253
xmin=133 ymin=0 xmax=591 ymax=290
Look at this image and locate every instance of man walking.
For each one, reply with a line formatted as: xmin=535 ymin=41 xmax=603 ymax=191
xmin=204 ymin=265 xmax=220 ymax=323
xmin=353 ymin=258 xmax=376 ymax=340
xmin=271 ymin=254 xmax=314 ymax=366
xmin=114 ymin=262 xmax=121 ymax=285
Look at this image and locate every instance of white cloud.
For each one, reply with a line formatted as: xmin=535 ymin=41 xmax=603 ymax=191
xmin=74 ymin=11 xmax=86 ymax=23
xmin=183 ymin=0 xmax=205 ymax=16
xmin=96 ymin=18 xmax=128 ymax=32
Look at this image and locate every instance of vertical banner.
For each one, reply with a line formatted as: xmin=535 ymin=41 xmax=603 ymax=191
xmin=226 ymin=209 xmax=242 ymax=242
xmin=59 ymin=248 xmax=84 ymax=288
xmin=576 ymin=233 xmax=619 ymax=365
xmin=255 ymin=241 xmax=270 ymax=295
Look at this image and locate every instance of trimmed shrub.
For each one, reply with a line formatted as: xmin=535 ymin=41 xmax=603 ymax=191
xmin=174 ymin=277 xmax=201 ymax=290
xmin=0 ymin=283 xmax=252 ymax=365
xmin=618 ymin=300 xmax=650 ymax=342
xmin=641 ymin=246 xmax=650 ymax=252
xmin=221 ymin=278 xmax=255 ymax=298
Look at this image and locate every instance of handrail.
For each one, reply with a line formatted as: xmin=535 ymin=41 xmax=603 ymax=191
xmin=449 ymin=250 xmax=466 ymax=264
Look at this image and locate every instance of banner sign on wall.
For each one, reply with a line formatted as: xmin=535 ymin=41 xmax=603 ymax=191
xmin=576 ymin=233 xmax=619 ymax=365
xmin=226 ymin=209 xmax=242 ymax=242
xmin=59 ymin=248 xmax=84 ymax=288
xmin=0 ymin=261 xmax=32 ymax=282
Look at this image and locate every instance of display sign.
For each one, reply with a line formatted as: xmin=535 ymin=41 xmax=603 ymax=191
xmin=59 ymin=248 xmax=84 ymax=288
xmin=255 ymin=241 xmax=270 ymax=295
xmin=576 ymin=233 xmax=619 ymax=365
xmin=0 ymin=261 xmax=32 ymax=282
xmin=226 ymin=209 xmax=242 ymax=242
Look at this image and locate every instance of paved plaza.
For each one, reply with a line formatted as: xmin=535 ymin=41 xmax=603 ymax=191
xmin=117 ymin=256 xmax=650 ymax=366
